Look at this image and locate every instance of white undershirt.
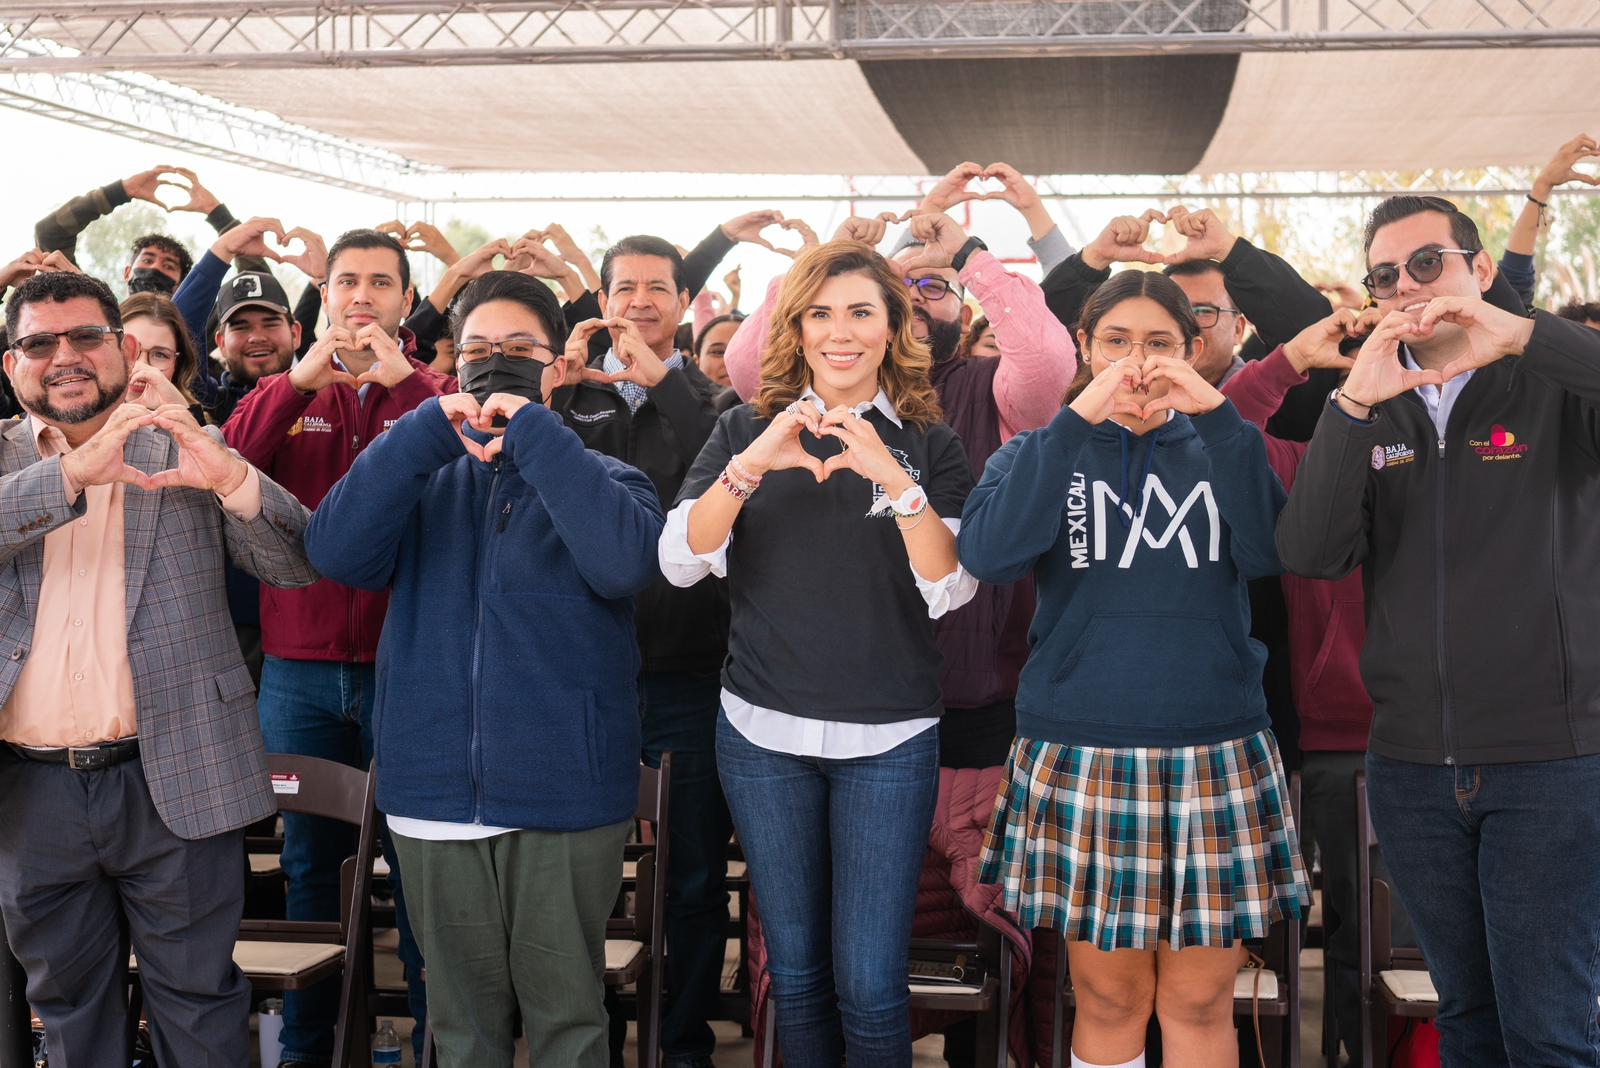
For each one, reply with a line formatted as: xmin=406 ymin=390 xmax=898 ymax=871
xmin=657 ymin=388 xmax=977 ymax=758
xmin=1402 ymin=347 xmax=1475 ymax=438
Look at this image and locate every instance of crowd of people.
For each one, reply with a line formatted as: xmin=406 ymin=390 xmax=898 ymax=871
xmin=0 ymin=133 xmax=1598 ymax=1068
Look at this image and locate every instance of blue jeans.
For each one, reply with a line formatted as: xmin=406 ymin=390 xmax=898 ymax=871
xmin=1366 ymin=751 xmax=1600 ymax=1066
xmin=716 ymin=710 xmax=938 ymax=1068
xmin=639 ymin=670 xmax=734 ymax=1063
xmin=258 ymin=656 xmax=427 ymax=1063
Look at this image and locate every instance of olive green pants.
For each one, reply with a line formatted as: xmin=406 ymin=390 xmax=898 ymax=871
xmin=390 ymin=820 xmax=630 ymax=1068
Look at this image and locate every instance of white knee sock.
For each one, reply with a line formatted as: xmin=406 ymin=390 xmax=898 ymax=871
xmin=1070 ymin=1053 xmax=1145 ymax=1068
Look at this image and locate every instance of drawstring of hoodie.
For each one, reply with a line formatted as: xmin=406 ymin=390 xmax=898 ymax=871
xmin=1116 ymin=424 xmax=1161 ymax=528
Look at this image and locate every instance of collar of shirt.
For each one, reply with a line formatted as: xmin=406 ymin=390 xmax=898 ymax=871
xmin=27 ymin=414 xmax=73 ymax=459
xmin=601 ymin=348 xmax=684 ymax=378
xmin=798 ymin=386 xmax=903 ymax=429
xmin=1401 ymin=346 xmax=1474 ymax=438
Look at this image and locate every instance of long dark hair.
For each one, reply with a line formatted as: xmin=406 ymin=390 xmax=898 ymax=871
xmin=120 ymin=291 xmax=199 ymax=405
xmin=1065 ymin=270 xmax=1201 ymax=404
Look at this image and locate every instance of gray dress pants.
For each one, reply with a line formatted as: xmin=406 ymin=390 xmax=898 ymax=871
xmin=0 ymin=747 xmax=251 ymax=1068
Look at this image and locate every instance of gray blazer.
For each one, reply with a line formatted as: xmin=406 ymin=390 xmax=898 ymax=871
xmin=0 ymin=417 xmax=320 ymax=840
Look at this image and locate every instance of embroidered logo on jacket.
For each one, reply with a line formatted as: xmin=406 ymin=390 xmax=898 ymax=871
xmin=1371 ymin=443 xmax=1415 ymax=470
xmin=1471 ymin=424 xmax=1527 ymax=461
xmin=1087 ymin=474 xmax=1220 ymax=569
xmin=295 ymin=415 xmax=334 ymax=434
xmin=570 ymin=410 xmax=614 ymax=424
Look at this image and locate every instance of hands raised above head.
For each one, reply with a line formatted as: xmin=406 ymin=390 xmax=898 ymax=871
xmin=375 ymin=221 xmax=461 ymax=267
xmin=1077 ymin=206 xmax=1240 ymax=272
xmin=1534 ymin=133 xmax=1600 ymax=199
xmin=898 ymin=212 xmax=969 ymax=270
xmin=1 ymin=248 xmax=77 ymax=290
xmin=832 ymin=212 xmax=906 ymax=250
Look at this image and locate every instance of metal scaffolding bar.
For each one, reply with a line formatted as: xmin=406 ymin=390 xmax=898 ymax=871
xmin=3 ymin=0 xmax=1598 ymax=72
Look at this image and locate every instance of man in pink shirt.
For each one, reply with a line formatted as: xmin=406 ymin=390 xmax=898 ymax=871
xmin=0 ymin=269 xmax=316 ymax=1067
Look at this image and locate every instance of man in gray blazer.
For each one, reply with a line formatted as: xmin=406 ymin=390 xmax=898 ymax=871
xmin=0 ymin=270 xmax=319 ymax=1067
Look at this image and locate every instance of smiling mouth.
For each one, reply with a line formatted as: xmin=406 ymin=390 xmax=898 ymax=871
xmin=1402 ymin=300 xmax=1430 ymax=314
xmin=823 ymin=352 xmax=862 ymax=366
xmin=46 ymin=373 xmax=92 ymax=388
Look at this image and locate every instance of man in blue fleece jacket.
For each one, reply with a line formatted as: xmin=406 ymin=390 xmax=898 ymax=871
xmin=304 ymin=271 xmax=664 ymax=1067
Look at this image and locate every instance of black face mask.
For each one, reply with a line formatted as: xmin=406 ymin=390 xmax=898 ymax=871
xmin=457 ymin=353 xmax=544 ymax=417
xmin=127 ymin=267 xmax=177 ymax=296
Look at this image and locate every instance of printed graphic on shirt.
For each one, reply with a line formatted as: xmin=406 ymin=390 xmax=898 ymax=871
xmin=290 ymin=415 xmax=334 ymax=437
xmin=1371 ymin=443 xmax=1415 ymax=470
xmin=1067 ymin=472 xmax=1090 ymax=569
xmin=1077 ymin=472 xmax=1220 ymax=569
xmin=1471 ymin=424 xmax=1527 ymax=461
xmin=867 ymin=447 xmax=922 ymax=518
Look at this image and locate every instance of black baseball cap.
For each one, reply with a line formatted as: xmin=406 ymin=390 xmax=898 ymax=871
xmin=216 ymin=271 xmax=291 ymax=325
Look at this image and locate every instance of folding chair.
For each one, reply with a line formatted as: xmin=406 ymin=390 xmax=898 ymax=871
xmin=420 ymin=756 xmax=671 ymax=1068
xmin=1355 ymin=771 xmax=1436 ymax=1067
xmin=0 ymin=912 xmax=32 ymax=1068
xmin=1050 ymin=771 xmax=1304 ymax=1068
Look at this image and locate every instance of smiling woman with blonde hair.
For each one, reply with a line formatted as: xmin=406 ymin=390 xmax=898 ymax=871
xmin=659 ymin=225 xmax=976 ymax=1067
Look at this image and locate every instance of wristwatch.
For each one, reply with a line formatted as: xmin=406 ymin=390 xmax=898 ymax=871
xmin=951 ymin=236 xmax=988 ymax=273
xmin=889 ymin=484 xmax=928 ymax=518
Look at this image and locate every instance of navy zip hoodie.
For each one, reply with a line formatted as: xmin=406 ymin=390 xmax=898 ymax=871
xmin=958 ymin=400 xmax=1286 ymax=748
xmin=304 ymin=397 xmax=664 ymax=832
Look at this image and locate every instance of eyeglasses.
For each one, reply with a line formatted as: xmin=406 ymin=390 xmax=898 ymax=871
xmin=457 ymin=339 xmax=558 ymax=364
xmin=10 ymin=326 xmax=122 ymax=360
xmin=137 ymin=345 xmax=178 ymax=366
xmin=1092 ymin=335 xmax=1181 ymax=358
xmin=903 ymin=277 xmax=962 ymax=301
xmin=1190 ymin=304 xmax=1241 ymax=329
xmin=1361 ymin=247 xmax=1478 ymax=300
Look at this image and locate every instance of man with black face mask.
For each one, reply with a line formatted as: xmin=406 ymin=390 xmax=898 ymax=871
xmin=34 ymin=166 xmax=272 ymax=285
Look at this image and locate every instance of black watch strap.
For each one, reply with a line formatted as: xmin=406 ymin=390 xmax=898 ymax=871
xmin=951 ymin=235 xmax=988 ymax=273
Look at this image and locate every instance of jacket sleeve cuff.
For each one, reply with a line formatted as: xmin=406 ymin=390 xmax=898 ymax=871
xmin=1219 ymin=235 xmax=1257 ymax=275
xmin=104 ymin=181 xmax=132 ymax=209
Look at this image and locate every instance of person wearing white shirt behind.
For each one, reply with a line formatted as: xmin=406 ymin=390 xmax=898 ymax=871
xmin=659 ymin=233 xmax=975 ymax=1068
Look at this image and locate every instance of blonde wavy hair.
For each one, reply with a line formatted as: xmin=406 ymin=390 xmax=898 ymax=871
xmin=753 ymin=241 xmax=943 ymax=430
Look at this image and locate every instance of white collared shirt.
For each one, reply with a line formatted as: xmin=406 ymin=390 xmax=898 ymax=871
xmin=658 ymin=387 xmax=976 ymax=758
xmin=1402 ymin=347 xmax=1474 ymax=438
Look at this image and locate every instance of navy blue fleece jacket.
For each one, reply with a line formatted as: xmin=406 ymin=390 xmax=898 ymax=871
xmin=305 ymin=397 xmax=664 ymax=832
xmin=958 ymin=400 xmax=1286 ymax=748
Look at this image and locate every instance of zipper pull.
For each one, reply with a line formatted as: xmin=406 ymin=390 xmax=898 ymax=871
xmin=351 ymin=432 xmax=360 ymax=451
xmin=1437 ymin=436 xmax=1445 ymax=458
xmin=498 ymin=502 xmax=510 ymax=532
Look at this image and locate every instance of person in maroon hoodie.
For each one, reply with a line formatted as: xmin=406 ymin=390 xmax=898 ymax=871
xmin=222 ymin=228 xmax=454 ymax=1068
xmin=1219 ymin=305 xmax=1414 ymax=1067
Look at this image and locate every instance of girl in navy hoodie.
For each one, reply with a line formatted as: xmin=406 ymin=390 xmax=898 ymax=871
xmin=958 ymin=270 xmax=1308 ymax=1068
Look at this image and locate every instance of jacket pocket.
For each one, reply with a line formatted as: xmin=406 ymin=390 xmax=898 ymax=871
xmin=1050 ymin=613 xmax=1246 ymax=730
xmin=1299 ymin=599 xmax=1373 ymax=723
xmin=479 ymin=688 xmax=607 ymax=801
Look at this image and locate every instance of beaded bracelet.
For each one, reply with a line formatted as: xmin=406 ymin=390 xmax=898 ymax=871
xmin=728 ymin=455 xmax=763 ymax=488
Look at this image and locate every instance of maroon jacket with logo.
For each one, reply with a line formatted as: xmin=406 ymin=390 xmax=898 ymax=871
xmin=222 ymin=340 xmax=455 ymax=661
xmin=1222 ymin=347 xmax=1372 ymax=751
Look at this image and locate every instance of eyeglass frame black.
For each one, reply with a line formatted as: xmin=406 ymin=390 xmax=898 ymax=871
xmin=8 ymin=326 xmax=123 ymax=360
xmin=1361 ymin=246 xmax=1479 ymax=299
xmin=456 ymin=338 xmax=560 ymax=365
xmin=1190 ymin=304 xmax=1241 ymax=328
xmin=902 ymin=276 xmax=964 ymax=301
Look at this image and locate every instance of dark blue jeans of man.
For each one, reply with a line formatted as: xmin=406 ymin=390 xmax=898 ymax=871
xmin=717 ymin=710 xmax=938 ymax=1068
xmin=258 ymin=655 xmax=427 ymax=1064
xmin=1366 ymin=751 xmax=1600 ymax=1067
xmin=639 ymin=669 xmax=734 ymax=1066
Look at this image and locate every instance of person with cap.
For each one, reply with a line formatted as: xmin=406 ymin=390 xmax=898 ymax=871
xmin=220 ymin=228 xmax=450 ymax=1068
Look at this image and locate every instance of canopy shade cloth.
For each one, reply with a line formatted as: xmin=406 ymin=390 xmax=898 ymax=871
xmin=159 ymin=49 xmax=1600 ymax=176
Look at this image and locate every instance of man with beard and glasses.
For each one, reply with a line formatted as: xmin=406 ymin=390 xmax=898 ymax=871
xmin=223 ymin=228 xmax=449 ymax=1068
xmin=720 ymin=209 xmax=1073 ymax=1066
xmin=34 ymin=165 xmax=272 ymax=294
xmin=0 ymin=269 xmax=317 ymax=1068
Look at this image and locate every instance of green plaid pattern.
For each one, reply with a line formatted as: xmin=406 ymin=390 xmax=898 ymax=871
xmin=977 ymin=729 xmax=1310 ymax=950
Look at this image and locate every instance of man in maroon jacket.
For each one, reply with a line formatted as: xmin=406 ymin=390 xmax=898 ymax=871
xmin=223 ymin=228 xmax=454 ymax=1068
xmin=1221 ymin=307 xmax=1413 ymax=1067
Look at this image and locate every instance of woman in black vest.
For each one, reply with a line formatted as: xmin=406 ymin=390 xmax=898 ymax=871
xmin=660 ymin=235 xmax=974 ymax=1067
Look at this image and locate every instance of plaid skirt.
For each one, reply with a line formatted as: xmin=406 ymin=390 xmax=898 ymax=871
xmin=977 ymin=729 xmax=1310 ymax=951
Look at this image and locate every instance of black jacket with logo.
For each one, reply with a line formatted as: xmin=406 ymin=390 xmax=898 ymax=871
xmin=1276 ymin=312 xmax=1600 ymax=765
xmin=548 ymin=355 xmax=726 ymax=674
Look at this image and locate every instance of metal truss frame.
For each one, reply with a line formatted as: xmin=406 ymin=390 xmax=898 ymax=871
xmin=2 ymin=0 xmax=1599 ymax=74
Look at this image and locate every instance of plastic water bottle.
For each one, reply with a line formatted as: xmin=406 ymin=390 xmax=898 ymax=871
xmin=373 ymin=1020 xmax=402 ymax=1066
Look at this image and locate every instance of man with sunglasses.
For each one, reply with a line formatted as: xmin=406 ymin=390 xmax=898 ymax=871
xmin=1278 ymin=195 xmax=1600 ymax=1065
xmin=0 ymin=270 xmax=316 ymax=1067
xmin=221 ymin=228 xmax=450 ymax=1068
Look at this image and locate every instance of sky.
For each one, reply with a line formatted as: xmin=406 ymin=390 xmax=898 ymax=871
xmin=0 ymin=105 xmax=1122 ymax=307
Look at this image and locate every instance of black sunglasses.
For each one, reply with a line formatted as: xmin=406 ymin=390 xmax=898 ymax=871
xmin=1190 ymin=304 xmax=1241 ymax=329
xmin=10 ymin=326 xmax=122 ymax=360
xmin=1362 ymin=247 xmax=1477 ymax=300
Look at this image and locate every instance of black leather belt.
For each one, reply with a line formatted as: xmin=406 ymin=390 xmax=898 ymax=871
xmin=8 ymin=738 xmax=140 ymax=771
